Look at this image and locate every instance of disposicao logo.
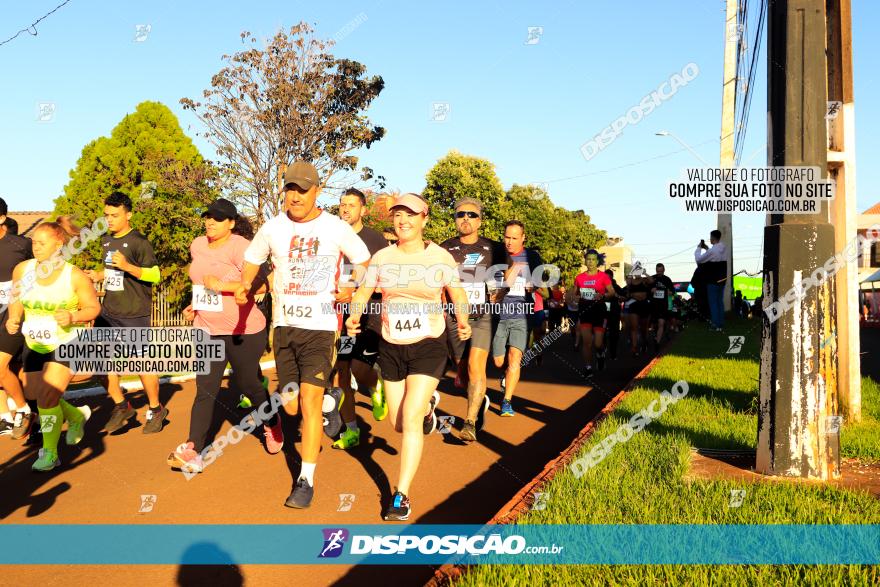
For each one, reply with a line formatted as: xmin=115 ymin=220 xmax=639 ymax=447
xmin=318 ymin=528 xmax=349 ymax=558
xmin=349 ymin=533 xmax=527 ymax=555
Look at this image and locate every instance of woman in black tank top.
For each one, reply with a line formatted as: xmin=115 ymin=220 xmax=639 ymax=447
xmin=625 ymin=270 xmax=654 ymax=356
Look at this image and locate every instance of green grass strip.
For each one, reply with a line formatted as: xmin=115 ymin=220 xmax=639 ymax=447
xmin=457 ymin=317 xmax=880 ymax=586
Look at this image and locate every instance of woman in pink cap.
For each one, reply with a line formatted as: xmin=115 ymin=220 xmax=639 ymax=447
xmin=347 ymin=192 xmax=472 ymax=521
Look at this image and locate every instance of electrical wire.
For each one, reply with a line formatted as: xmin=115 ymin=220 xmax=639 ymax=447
xmin=536 ymin=139 xmax=719 ymax=185
xmin=0 ymin=0 xmax=73 ymax=47
xmin=733 ymin=0 xmax=767 ymax=165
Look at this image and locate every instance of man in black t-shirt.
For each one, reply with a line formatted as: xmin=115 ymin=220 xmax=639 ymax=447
xmin=0 ymin=197 xmax=35 ymax=439
xmin=84 ymin=192 xmax=166 ymax=435
xmin=650 ymin=263 xmax=675 ymax=350
xmin=441 ymin=197 xmax=506 ymax=443
xmin=328 ymin=188 xmax=389 ymax=450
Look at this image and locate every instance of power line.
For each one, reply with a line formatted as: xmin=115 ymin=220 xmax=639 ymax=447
xmin=657 ymin=256 xmax=762 ymax=266
xmin=537 ymin=139 xmax=719 ymax=185
xmin=624 ymin=237 xmax=763 ymax=246
xmin=0 ymin=0 xmax=72 ymax=48
xmin=733 ymin=0 xmax=767 ymax=164
xmin=733 ymin=0 xmax=750 ymax=160
xmin=735 ymin=1 xmax=766 ymax=163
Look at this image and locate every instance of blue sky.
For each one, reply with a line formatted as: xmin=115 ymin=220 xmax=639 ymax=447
xmin=1 ymin=0 xmax=877 ymax=280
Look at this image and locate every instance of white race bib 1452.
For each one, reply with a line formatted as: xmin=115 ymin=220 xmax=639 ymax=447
xmin=279 ymin=295 xmax=321 ymax=326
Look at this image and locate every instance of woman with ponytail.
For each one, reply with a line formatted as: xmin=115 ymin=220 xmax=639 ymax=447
xmin=5 ymin=222 xmax=101 ymax=471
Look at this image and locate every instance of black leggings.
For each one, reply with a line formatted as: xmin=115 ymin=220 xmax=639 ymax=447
xmin=606 ymin=313 xmax=620 ymax=358
xmin=189 ymin=330 xmax=270 ymax=452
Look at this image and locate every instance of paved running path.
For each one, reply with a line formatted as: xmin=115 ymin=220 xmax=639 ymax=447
xmin=1 ymin=329 xmax=654 ymax=586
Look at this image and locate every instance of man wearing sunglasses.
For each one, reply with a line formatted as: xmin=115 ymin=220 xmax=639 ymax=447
xmin=440 ymin=198 xmax=505 ymax=442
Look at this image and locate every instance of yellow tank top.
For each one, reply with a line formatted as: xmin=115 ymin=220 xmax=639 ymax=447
xmin=20 ymin=260 xmax=80 ymax=353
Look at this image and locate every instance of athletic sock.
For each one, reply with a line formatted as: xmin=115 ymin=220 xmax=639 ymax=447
xmin=16 ymin=403 xmax=32 ymax=414
xmin=38 ymin=405 xmax=64 ymax=453
xmin=150 ymin=405 xmax=163 ymax=413
xmin=299 ymin=461 xmax=316 ymax=485
xmin=346 ymin=421 xmax=358 ymax=432
xmin=115 ymin=399 xmax=128 ymax=409
xmin=58 ymin=399 xmax=84 ymax=424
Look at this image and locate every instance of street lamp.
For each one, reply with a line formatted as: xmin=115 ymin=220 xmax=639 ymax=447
xmin=655 ymin=130 xmax=711 ymax=166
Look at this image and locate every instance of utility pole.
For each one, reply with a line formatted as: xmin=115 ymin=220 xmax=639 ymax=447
xmin=826 ymin=0 xmax=861 ymax=423
xmin=756 ymin=0 xmax=839 ymax=480
xmin=718 ymin=0 xmax=738 ymax=312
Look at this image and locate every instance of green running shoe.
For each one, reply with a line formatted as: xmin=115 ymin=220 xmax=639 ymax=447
xmin=65 ymin=405 xmax=91 ymax=446
xmin=371 ymin=377 xmax=388 ymax=421
xmin=32 ymin=448 xmax=60 ymax=472
xmin=332 ymin=427 xmax=361 ymax=450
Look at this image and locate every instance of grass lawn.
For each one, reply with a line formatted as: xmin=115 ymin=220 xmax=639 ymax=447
xmin=456 ymin=317 xmax=880 ymax=586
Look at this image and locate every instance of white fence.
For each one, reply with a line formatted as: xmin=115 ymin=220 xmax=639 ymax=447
xmin=95 ymin=282 xmax=187 ymax=327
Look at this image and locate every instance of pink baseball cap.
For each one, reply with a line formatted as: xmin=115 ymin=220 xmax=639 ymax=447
xmin=391 ymin=193 xmax=429 ymax=215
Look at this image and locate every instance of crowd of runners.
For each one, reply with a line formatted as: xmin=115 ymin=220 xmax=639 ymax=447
xmin=0 ymin=162 xmax=690 ymax=521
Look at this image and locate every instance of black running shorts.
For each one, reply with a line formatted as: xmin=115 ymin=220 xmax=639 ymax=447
xmin=273 ymin=326 xmax=337 ymax=388
xmin=378 ymin=336 xmax=447 ymax=382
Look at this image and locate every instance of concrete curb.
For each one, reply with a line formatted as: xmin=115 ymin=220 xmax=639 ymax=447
xmin=63 ymin=360 xmax=278 ymax=401
xmin=424 ymin=348 xmax=669 ymax=587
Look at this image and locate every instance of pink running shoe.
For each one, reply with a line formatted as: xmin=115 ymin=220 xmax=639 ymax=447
xmin=263 ymin=420 xmax=284 ymax=454
xmin=167 ymin=441 xmax=203 ymax=474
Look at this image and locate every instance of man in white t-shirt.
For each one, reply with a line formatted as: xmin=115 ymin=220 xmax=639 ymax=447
xmin=694 ymin=229 xmax=728 ymax=330
xmin=236 ymin=161 xmax=370 ymax=509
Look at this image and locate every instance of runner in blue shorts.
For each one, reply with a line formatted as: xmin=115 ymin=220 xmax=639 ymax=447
xmin=491 ymin=221 xmax=548 ymax=418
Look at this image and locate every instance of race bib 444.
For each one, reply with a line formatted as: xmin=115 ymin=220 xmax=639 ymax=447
xmin=387 ymin=305 xmax=430 ymax=341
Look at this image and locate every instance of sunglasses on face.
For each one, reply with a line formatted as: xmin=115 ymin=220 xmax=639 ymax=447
xmin=455 ymin=211 xmax=480 ymax=219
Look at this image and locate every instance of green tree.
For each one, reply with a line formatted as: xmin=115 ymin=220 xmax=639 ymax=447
xmin=506 ymin=184 xmax=606 ymax=284
xmin=422 ymin=151 xmax=506 ymax=243
xmin=53 ymin=101 xmax=219 ymax=308
xmin=181 ymin=23 xmax=386 ymax=223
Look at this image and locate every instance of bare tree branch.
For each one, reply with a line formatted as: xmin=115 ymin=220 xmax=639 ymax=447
xmin=181 ymin=23 xmax=385 ymax=225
